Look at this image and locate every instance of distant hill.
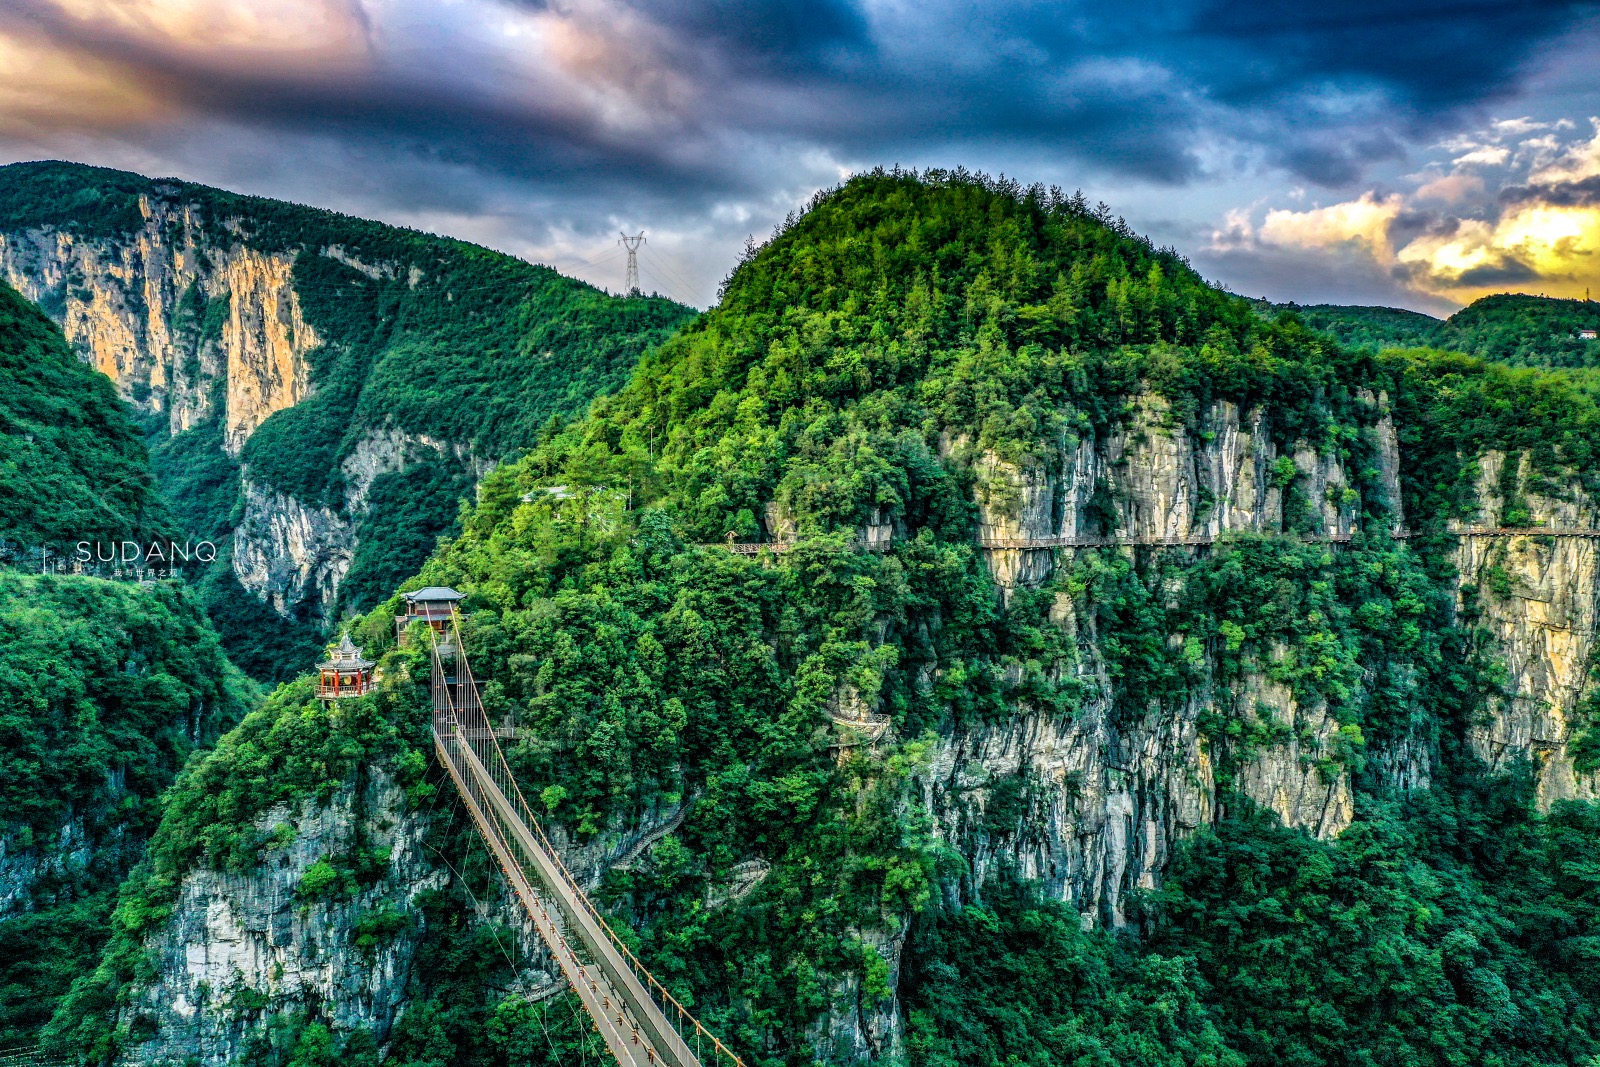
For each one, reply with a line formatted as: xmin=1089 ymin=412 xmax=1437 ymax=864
xmin=0 ymin=161 xmax=695 ymax=678
xmin=1444 ymin=293 xmax=1600 ymax=368
xmin=1267 ymin=293 xmax=1600 ymax=368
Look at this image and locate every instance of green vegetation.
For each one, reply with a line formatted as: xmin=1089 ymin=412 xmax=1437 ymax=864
xmin=44 ymin=170 xmax=1600 ymax=1067
xmin=0 ymin=574 xmax=256 ymax=1046
xmin=1144 ymin=792 xmax=1600 ymax=1067
xmin=1445 ymin=293 xmax=1600 ymax=369
xmin=0 ymin=160 xmax=696 ymax=678
xmin=0 ymin=279 xmax=166 ymax=554
xmin=1273 ymin=293 xmax=1600 ymax=369
xmin=1270 ymin=301 xmax=1444 ymax=352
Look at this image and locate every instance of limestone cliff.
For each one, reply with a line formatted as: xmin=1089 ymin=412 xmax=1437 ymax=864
xmin=910 ymin=392 xmax=1390 ymax=927
xmin=115 ymin=762 xmax=694 ymax=1066
xmin=0 ymin=195 xmax=316 ymax=449
xmin=0 ymin=201 xmax=490 ymax=624
xmin=231 ymin=431 xmax=490 ymax=619
xmin=232 ymin=479 xmax=354 ymax=619
xmin=1455 ymin=450 xmax=1600 ymax=806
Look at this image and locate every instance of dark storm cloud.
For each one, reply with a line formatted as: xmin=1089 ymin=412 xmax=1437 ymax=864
xmin=1500 ymin=175 xmax=1600 ymax=207
xmin=1453 ymin=259 xmax=1542 ymax=285
xmin=1 ymin=0 xmax=1595 ymax=273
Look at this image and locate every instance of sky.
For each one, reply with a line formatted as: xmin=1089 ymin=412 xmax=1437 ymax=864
xmin=1 ymin=0 xmax=1598 ymax=315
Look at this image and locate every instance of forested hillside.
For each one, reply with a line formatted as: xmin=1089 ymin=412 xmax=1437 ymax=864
xmin=0 ymin=578 xmax=257 ymax=1047
xmin=0 ymin=161 xmax=695 ymax=679
xmin=1273 ymin=293 xmax=1600 ymax=369
xmin=0 ymin=281 xmax=258 ymax=1048
xmin=49 ymin=171 xmax=1600 ymax=1067
xmin=0 ymin=279 xmax=166 ymax=556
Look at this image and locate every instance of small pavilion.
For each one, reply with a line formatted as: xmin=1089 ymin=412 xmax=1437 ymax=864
xmin=317 ymin=632 xmax=375 ymax=700
xmin=396 ymin=586 xmax=464 ymax=641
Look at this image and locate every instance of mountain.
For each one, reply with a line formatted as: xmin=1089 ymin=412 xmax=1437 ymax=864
xmin=1271 ymin=293 xmax=1600 ymax=368
xmin=42 ymin=171 xmax=1600 ymax=1067
xmin=0 ymin=161 xmax=695 ymax=679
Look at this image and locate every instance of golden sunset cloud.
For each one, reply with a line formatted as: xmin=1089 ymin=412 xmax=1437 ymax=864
xmin=0 ymin=28 xmax=166 ymax=135
xmin=47 ymin=0 xmax=372 ymax=68
xmin=1258 ymin=193 xmax=1403 ymax=263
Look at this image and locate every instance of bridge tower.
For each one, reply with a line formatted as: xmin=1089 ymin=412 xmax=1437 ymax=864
xmin=396 ymin=585 xmax=464 ymax=643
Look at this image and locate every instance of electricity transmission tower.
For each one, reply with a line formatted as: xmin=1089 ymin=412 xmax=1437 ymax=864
xmin=620 ymin=231 xmax=645 ymax=295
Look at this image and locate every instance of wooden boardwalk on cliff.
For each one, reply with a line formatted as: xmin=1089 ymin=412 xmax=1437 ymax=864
xmin=427 ymin=615 xmax=741 ymax=1067
xmin=705 ymin=526 xmax=1600 ymax=554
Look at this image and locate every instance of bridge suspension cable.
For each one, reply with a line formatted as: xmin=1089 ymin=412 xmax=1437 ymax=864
xmin=425 ymin=613 xmax=742 ymax=1067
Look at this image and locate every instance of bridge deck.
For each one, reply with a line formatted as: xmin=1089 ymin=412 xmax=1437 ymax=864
xmin=428 ymin=617 xmax=741 ymax=1067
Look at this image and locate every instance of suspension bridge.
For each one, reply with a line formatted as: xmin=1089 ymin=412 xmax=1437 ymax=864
xmin=425 ymin=613 xmax=742 ymax=1067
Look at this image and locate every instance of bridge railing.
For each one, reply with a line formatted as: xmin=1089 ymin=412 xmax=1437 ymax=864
xmin=428 ymin=614 xmax=746 ymax=1067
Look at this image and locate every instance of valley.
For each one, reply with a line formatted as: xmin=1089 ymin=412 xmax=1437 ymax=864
xmin=3 ymin=167 xmax=1600 ymax=1067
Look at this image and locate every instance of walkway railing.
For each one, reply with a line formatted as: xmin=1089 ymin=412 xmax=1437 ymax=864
xmin=427 ymin=615 xmax=743 ymax=1067
xmin=703 ymin=525 xmax=1600 ymax=553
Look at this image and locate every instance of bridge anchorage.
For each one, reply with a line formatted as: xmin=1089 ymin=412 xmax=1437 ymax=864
xmin=426 ymin=613 xmax=743 ymax=1067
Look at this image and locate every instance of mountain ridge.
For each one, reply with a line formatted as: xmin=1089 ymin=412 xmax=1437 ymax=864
xmin=0 ymin=160 xmax=694 ymax=678
xmin=41 ymin=170 xmax=1600 ymax=1067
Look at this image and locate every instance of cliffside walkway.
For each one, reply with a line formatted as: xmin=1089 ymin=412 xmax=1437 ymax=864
xmin=427 ymin=615 xmax=740 ymax=1067
xmin=706 ymin=526 xmax=1600 ymax=554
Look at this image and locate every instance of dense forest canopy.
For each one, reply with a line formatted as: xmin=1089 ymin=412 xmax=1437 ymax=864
xmin=0 ymin=575 xmax=256 ymax=1047
xmin=0 ymin=279 xmax=166 ymax=555
xmin=44 ymin=170 xmax=1600 ymax=1067
xmin=1272 ymin=293 xmax=1600 ymax=369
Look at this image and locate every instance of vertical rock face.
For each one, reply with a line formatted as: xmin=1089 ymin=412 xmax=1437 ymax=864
xmin=0 ymin=196 xmax=317 ymax=450
xmin=1013 ymin=392 xmax=1383 ymax=599
xmin=970 ymin=393 xmax=1390 ymax=589
xmin=923 ymin=617 xmax=1354 ymax=927
xmin=1456 ymin=451 xmax=1600 ymax=806
xmin=123 ymin=773 xmax=445 ymax=1067
xmin=923 ymin=392 xmax=1398 ymax=923
xmin=230 ymin=431 xmax=489 ymax=620
xmin=232 ymin=479 xmax=355 ymax=619
xmin=217 ymin=251 xmax=315 ymax=454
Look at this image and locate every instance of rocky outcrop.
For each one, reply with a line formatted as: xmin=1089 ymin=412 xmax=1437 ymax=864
xmin=0 ymin=817 xmax=121 ymax=917
xmin=968 ymin=393 xmax=1393 ymax=590
xmin=0 ymin=196 xmax=317 ymax=449
xmin=122 ymin=772 xmax=443 ymax=1067
xmin=231 ymin=431 xmax=487 ymax=618
xmin=1456 ymin=451 xmax=1600 ymax=806
xmin=233 ymin=479 xmax=354 ymax=619
xmin=923 ymin=628 xmax=1353 ymax=929
xmin=118 ymin=767 xmax=696 ymax=1065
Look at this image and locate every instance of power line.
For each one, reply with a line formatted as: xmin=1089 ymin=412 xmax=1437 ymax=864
xmin=619 ymin=232 xmax=646 ymax=297
xmin=639 ymin=246 xmax=701 ymax=305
